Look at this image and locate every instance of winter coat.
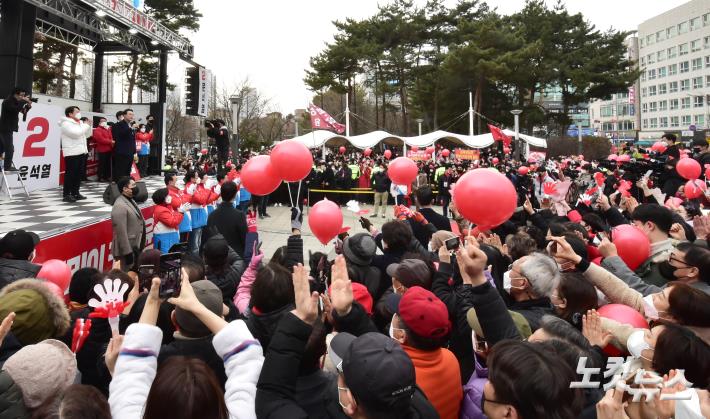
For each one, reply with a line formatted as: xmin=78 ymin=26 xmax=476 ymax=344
xmin=0 ymin=96 xmax=25 ymax=133
xmin=245 ymin=304 xmax=293 ymax=351
xmin=205 ymin=202 xmax=248 ymax=257
xmin=111 ymin=195 xmax=146 ymax=258
xmin=235 ymin=256 xmax=259 ymax=315
xmin=0 ymin=371 xmax=29 ymax=419
xmin=135 ymin=131 xmax=152 ymax=156
xmin=460 ymin=356 xmax=488 ymax=419
xmin=0 ymin=258 xmax=41 ymax=289
xmin=508 ymin=297 xmax=555 ymax=332
xmin=204 ymin=236 xmax=246 ymax=303
xmin=93 ymin=126 xmax=113 ymax=153
xmin=109 ymin=321 xmax=263 ymax=419
xmin=153 ymin=203 xmax=183 ymax=234
xmin=59 ymin=116 xmax=91 ymax=157
xmin=371 ymin=170 xmax=391 ymax=193
xmin=409 ymin=207 xmax=450 ymax=248
xmin=111 ymin=120 xmax=135 ymax=156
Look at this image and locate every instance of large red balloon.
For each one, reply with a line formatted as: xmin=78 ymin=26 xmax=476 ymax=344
xmin=241 ymin=155 xmax=282 ymax=195
xmin=271 ymin=140 xmax=313 ymax=182
xmin=425 ymin=146 xmax=435 ymax=154
xmin=453 ymin=169 xmax=516 ymax=229
xmin=651 ymin=142 xmax=667 ymax=153
xmin=384 ymin=150 xmax=392 ymax=160
xmin=364 ymin=148 xmax=372 ymax=157
xmin=37 ymin=259 xmax=71 ymax=291
xmin=388 ymin=157 xmax=418 ymax=185
xmin=598 ymin=303 xmax=649 ymax=356
xmin=308 ymin=199 xmax=343 ymax=245
xmin=518 ymin=166 xmax=529 ymax=176
xmin=684 ymin=179 xmax=707 ymax=199
xmin=339 ymin=146 xmax=346 ymax=154
xmin=612 ymin=224 xmax=650 ymax=271
xmin=676 ymin=157 xmax=701 ymax=180
xmin=441 ymin=149 xmax=451 ymax=157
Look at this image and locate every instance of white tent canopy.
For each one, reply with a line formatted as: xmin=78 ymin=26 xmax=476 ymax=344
xmin=291 ymin=129 xmax=547 ymax=150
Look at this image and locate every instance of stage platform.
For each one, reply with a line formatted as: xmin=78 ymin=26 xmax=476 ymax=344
xmin=0 ymin=176 xmax=165 ymax=239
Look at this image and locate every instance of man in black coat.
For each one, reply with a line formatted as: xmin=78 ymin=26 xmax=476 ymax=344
xmin=0 ymin=230 xmax=41 ymax=289
xmin=203 ymin=181 xmax=247 ymax=256
xmin=111 ymin=109 xmax=136 ymax=181
xmin=0 ymin=87 xmax=32 ymax=171
xmin=410 ymin=186 xmax=451 ymax=248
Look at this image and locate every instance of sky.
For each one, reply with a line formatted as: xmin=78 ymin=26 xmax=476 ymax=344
xmin=173 ymin=0 xmax=690 ymax=115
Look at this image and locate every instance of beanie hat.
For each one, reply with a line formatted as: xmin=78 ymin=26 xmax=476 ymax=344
xmin=2 ymin=339 xmax=76 ymax=409
xmin=343 ymin=233 xmax=377 ymax=266
xmin=0 ymin=279 xmax=70 ymax=345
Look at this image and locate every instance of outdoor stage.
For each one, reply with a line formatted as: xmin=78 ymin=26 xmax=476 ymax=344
xmin=0 ymin=177 xmax=163 ymax=272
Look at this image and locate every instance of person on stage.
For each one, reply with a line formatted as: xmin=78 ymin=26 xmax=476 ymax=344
xmin=93 ymin=117 xmax=114 ymax=182
xmin=0 ymin=87 xmax=32 ymax=173
xmin=112 ymin=109 xmax=136 ymax=182
xmin=59 ymin=106 xmax=91 ymax=202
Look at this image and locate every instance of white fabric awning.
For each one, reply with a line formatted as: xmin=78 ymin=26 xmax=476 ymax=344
xmin=291 ymin=129 xmax=547 ymax=150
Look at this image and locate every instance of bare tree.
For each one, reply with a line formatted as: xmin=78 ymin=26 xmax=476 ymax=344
xmin=213 ymin=78 xmax=272 ymax=152
xmin=165 ymin=90 xmax=199 ymax=156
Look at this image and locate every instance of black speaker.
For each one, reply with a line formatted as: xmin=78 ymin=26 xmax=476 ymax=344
xmin=103 ymin=181 xmax=148 ymax=204
xmin=133 ymin=181 xmax=148 ymax=203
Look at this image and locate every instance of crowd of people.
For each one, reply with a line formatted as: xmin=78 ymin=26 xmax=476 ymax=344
xmin=0 ymin=129 xmax=709 ymax=419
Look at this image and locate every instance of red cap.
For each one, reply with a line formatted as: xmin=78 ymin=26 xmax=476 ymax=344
xmin=398 ymin=286 xmax=450 ymax=339
xmin=567 ymin=210 xmax=582 ymax=223
xmin=328 ymin=282 xmax=373 ymax=315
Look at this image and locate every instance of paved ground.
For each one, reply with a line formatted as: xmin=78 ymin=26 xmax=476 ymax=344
xmin=255 ymin=202 xmax=445 ymax=259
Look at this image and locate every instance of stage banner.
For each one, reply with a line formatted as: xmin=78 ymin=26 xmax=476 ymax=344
xmin=1 ymin=103 xmax=63 ymax=195
xmin=454 ymin=148 xmax=480 ymax=161
xmin=407 ymin=150 xmax=428 ymax=161
xmin=34 ymin=206 xmax=155 ymax=273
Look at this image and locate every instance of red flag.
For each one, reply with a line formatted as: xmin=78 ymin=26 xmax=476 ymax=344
xmin=308 ymin=104 xmax=345 ymax=134
xmin=488 ymin=124 xmax=512 ymax=147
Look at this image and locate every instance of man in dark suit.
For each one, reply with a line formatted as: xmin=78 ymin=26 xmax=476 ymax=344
xmin=203 ymin=181 xmax=248 ymax=256
xmin=111 ymin=109 xmax=136 ymax=181
xmin=0 ymin=87 xmax=32 ymax=171
xmin=409 ymin=186 xmax=451 ymax=248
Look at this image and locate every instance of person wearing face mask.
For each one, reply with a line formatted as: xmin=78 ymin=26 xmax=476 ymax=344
xmin=151 ymin=188 xmax=184 ymax=253
xmin=550 ymin=272 xmax=598 ymax=329
xmin=59 ymin=106 xmax=91 ymax=202
xmin=93 ymin=117 xmax=114 ymax=182
xmin=184 ymin=170 xmax=212 ymax=254
xmin=135 ymin=123 xmax=152 ymax=177
xmin=502 ymin=253 xmax=559 ymax=331
xmin=691 ymin=136 xmax=710 ymax=167
xmin=0 ymin=230 xmax=41 ymax=288
xmin=111 ymin=176 xmax=146 ymax=271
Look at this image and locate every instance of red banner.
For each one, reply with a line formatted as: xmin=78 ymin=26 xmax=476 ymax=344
xmin=308 ymin=104 xmax=345 ymax=134
xmin=454 ymin=148 xmax=480 ymax=161
xmin=34 ymin=206 xmax=155 ymax=273
xmin=407 ymin=150 xmax=429 ymax=161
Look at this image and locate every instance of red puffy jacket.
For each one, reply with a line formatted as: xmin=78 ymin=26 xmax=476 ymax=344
xmin=167 ymin=186 xmax=184 ymax=210
xmin=153 ymin=204 xmax=183 ymax=230
xmin=93 ymin=126 xmax=113 ymax=153
xmin=190 ymin=183 xmax=212 ymax=206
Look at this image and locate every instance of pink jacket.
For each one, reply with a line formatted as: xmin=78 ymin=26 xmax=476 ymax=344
xmin=234 ymin=252 xmax=264 ymax=314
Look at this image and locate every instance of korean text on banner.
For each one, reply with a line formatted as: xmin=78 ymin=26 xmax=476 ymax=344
xmin=454 ymin=148 xmax=480 ymax=161
xmin=407 ymin=150 xmax=429 ymax=161
xmin=198 ymin=67 xmax=212 ymax=117
xmin=2 ymin=103 xmax=63 ymax=195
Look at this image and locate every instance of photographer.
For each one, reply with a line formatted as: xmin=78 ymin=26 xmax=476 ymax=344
xmin=207 ymin=119 xmax=230 ymax=171
xmin=0 ymin=87 xmax=33 ymax=172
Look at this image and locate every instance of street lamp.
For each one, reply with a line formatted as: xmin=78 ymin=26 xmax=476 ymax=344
xmin=510 ymin=109 xmax=522 ymax=161
xmin=415 ymin=118 xmax=423 ymax=136
xmin=229 ymin=95 xmax=242 ymax=154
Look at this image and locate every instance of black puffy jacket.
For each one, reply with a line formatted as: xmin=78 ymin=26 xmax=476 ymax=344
xmin=0 ymin=371 xmax=29 ymax=419
xmin=0 ymin=258 xmax=41 ymax=289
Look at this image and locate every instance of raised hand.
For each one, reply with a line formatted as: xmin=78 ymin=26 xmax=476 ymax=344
xmin=167 ymin=271 xmax=202 ymax=314
xmin=290 ymin=264 xmax=319 ymax=325
xmin=0 ymin=312 xmax=15 ymax=347
xmin=547 ymin=236 xmax=581 ymax=264
xmin=582 ymin=309 xmax=612 ymax=348
xmin=456 ymin=236 xmax=488 ymax=285
xmin=597 ymin=237 xmax=618 ymax=258
xmin=104 ymin=331 xmax=124 ymax=377
xmin=330 ymin=256 xmax=353 ymax=316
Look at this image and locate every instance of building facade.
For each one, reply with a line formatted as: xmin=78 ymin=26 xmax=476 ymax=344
xmin=638 ymin=0 xmax=710 ymax=141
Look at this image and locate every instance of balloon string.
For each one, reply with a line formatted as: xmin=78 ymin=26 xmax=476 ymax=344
xmin=287 ymin=182 xmax=294 ymax=207
xmin=296 ymin=180 xmax=302 ymax=205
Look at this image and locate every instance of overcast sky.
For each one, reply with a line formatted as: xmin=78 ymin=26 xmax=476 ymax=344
xmin=176 ymin=0 xmax=689 ymax=114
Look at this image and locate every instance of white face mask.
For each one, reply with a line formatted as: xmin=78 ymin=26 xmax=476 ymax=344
xmin=503 ymin=271 xmax=525 ymax=294
xmin=427 ymin=242 xmax=433 ymax=252
xmin=140 ymin=128 xmax=146 ymax=133
xmin=165 ymin=196 xmax=172 ymax=205
xmin=626 ymin=330 xmax=653 ymax=361
xmin=74 ymin=112 xmax=82 ymax=120
xmin=642 ymin=294 xmax=660 ymax=320
xmin=100 ymin=121 xmax=107 ymax=128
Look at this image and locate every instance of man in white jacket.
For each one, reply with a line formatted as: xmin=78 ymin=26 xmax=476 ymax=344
xmin=59 ymin=106 xmax=91 ymax=202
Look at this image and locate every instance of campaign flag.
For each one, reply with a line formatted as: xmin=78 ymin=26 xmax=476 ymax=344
xmin=308 ymin=104 xmax=345 ymax=134
xmin=488 ymin=124 xmax=512 ymax=146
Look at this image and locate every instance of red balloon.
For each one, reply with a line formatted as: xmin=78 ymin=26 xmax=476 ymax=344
xmin=384 ymin=150 xmax=392 ymax=160
xmin=241 ymin=155 xmax=282 ymax=195
xmin=201 ymin=148 xmax=208 ymax=155
xmin=42 ymin=281 xmax=66 ymax=302
xmin=612 ymin=224 xmax=650 ymax=271
xmin=598 ymin=303 xmax=649 ymax=356
xmin=271 ymin=140 xmax=313 ymax=182
xmin=364 ymin=148 xmax=372 ymax=157
xmin=617 ymin=154 xmax=631 ymax=163
xmin=441 ymin=149 xmax=450 ymax=157
xmin=425 ymin=153 xmax=432 ymax=160
xmin=492 ymin=157 xmax=499 ymax=165
xmin=608 ymin=154 xmax=618 ymax=161
xmin=425 ymin=146 xmax=435 ymax=154
xmin=308 ymin=199 xmax=343 ymax=244
xmin=453 ymin=169 xmax=516 ymax=229
xmin=37 ymin=259 xmax=71 ymax=291
xmin=411 ymin=146 xmax=419 ymax=152
xmin=651 ymin=142 xmax=667 ymax=153
xmin=388 ymin=157 xmax=418 ymax=185
xmin=503 ymin=146 xmax=511 ymax=154
xmin=339 ymin=146 xmax=346 ymax=154
xmin=684 ymin=179 xmax=707 ymax=199
xmin=517 ymin=166 xmax=529 ymax=175
xmin=676 ymin=157 xmax=701 ymax=180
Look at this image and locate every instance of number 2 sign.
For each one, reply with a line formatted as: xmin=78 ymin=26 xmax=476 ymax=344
xmin=22 ymin=117 xmax=49 ymax=157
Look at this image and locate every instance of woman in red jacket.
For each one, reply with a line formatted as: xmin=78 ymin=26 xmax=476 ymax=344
xmin=184 ymin=170 xmax=211 ymax=253
xmin=135 ymin=124 xmax=153 ymax=177
xmin=152 ymin=188 xmax=184 ymax=253
xmin=93 ymin=117 xmax=113 ymax=182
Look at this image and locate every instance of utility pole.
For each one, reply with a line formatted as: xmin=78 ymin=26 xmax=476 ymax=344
xmin=511 ymin=109 xmax=522 ymax=161
xmin=468 ymin=90 xmax=474 ymax=136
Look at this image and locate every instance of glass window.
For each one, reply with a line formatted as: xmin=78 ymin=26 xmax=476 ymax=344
xmin=657 ymin=50 xmax=666 ymax=62
xmin=679 ymin=21 xmax=689 ymax=34
xmin=694 ymin=76 xmax=703 ymax=89
xmin=706 ymin=56 xmax=710 ymax=67
xmin=681 ymin=97 xmax=691 ymax=109
xmin=650 ymin=118 xmax=658 ymax=129
xmin=694 ymin=95 xmax=704 ymax=107
xmin=705 ymin=13 xmax=710 ymax=26
xmin=641 ymin=38 xmax=646 ymax=48
xmin=641 ymin=57 xmax=646 ymax=66
xmin=646 ymin=35 xmax=654 ymax=45
xmin=649 ymin=102 xmax=658 ymax=112
xmin=649 ymin=85 xmax=657 ymax=96
xmin=691 ymin=39 xmax=702 ymax=52
xmin=680 ymin=61 xmax=690 ymax=73
xmin=600 ymin=105 xmax=613 ymax=117
xmin=670 ymin=99 xmax=679 ymax=110
xmin=641 ymin=87 xmax=647 ymax=97
xmin=648 ymin=69 xmax=656 ymax=79
xmin=659 ymin=117 xmax=668 ymax=128
xmin=659 ymin=83 xmax=667 ymax=94
xmin=659 ymin=100 xmax=668 ymax=111
xmin=642 ymin=119 xmax=648 ymax=129
xmin=668 ymin=25 xmax=678 ymax=37
xmin=619 ymin=121 xmax=635 ymax=130
xmin=705 ymin=36 xmax=710 ymax=49
xmin=617 ymin=103 xmax=629 ymax=115
xmin=647 ymin=53 xmax=655 ymax=64
xmin=680 ymin=43 xmax=689 ymax=55
xmin=695 ymin=114 xmax=705 ymax=127
xmin=669 ymin=81 xmax=679 ymax=93
xmin=658 ymin=66 xmax=667 ymax=78
xmin=669 ymin=63 xmax=678 ymax=75
xmin=668 ymin=46 xmax=678 ymax=58
xmin=706 ymin=75 xmax=710 ymax=87
xmin=693 ymin=57 xmax=703 ymax=70
xmin=642 ymin=103 xmax=648 ymax=112
xmin=682 ymin=115 xmax=691 ymax=126
xmin=671 ymin=116 xmax=680 ymax=127
xmin=691 ymin=17 xmax=701 ymax=31
xmin=656 ymin=30 xmax=665 ymax=42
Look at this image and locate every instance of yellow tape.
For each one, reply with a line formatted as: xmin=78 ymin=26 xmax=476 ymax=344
xmin=309 ymin=189 xmax=375 ymax=194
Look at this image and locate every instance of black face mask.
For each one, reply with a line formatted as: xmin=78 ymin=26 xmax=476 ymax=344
xmin=657 ymin=260 xmax=677 ymax=280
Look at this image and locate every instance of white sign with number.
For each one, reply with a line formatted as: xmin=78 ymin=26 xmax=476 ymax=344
xmin=1 ymin=103 xmax=63 ymax=195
